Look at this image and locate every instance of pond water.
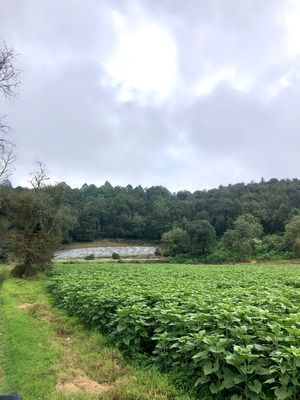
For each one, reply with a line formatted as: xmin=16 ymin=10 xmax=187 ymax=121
xmin=54 ymin=246 xmax=156 ymax=259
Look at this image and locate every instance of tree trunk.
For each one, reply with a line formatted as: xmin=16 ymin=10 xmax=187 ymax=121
xmin=11 ymin=261 xmax=36 ymax=278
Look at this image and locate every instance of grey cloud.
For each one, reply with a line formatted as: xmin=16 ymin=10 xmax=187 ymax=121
xmin=0 ymin=0 xmax=299 ymax=190
xmin=175 ymin=82 xmax=300 ymax=183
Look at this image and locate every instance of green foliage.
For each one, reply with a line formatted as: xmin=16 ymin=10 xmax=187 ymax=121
xmin=112 ymin=252 xmax=120 ymax=259
xmin=161 ymin=227 xmax=190 ymax=256
xmin=202 ymin=248 xmax=238 ymax=263
xmin=49 ymin=263 xmax=300 ymax=400
xmin=223 ymin=214 xmax=263 ymax=260
xmin=0 ymin=187 xmax=13 ymax=262
xmin=4 ymin=178 xmax=300 ymax=263
xmin=293 ymin=239 xmax=300 ymax=257
xmin=184 ymin=220 xmax=217 ymax=254
xmin=283 ymin=215 xmax=300 ymax=255
xmin=49 ymin=179 xmax=300 ymax=243
xmin=161 ymin=221 xmax=217 ymax=257
xmin=252 ymin=235 xmax=287 ymax=260
xmin=154 ymin=247 xmax=161 ymax=256
xmin=8 ymin=184 xmax=65 ymax=277
xmin=257 ymin=234 xmax=283 ymax=252
xmin=59 ymin=205 xmax=78 ymax=244
xmin=84 ymin=254 xmax=95 ymax=260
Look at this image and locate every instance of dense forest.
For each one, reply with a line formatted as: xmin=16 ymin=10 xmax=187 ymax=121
xmin=2 ymin=177 xmax=300 ymax=264
xmin=56 ymin=178 xmax=300 ymax=242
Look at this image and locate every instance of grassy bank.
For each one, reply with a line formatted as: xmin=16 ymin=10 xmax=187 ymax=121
xmin=0 ymin=275 xmax=191 ymax=400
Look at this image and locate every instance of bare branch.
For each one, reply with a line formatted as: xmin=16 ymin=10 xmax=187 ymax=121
xmin=0 ymin=39 xmax=20 ymax=98
xmin=0 ymin=117 xmax=16 ymax=181
xmin=0 ymin=138 xmax=16 ymax=180
xmin=30 ymin=161 xmax=50 ymax=190
xmin=0 ymin=39 xmax=20 ymax=181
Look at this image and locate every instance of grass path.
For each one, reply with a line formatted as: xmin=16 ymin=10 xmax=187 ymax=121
xmin=0 ymin=276 xmax=191 ymax=400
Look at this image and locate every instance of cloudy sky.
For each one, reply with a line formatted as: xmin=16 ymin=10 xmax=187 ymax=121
xmin=0 ymin=0 xmax=300 ymax=191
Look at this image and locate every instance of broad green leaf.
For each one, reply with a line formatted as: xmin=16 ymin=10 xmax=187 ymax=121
xmin=122 ymin=337 xmax=130 ymax=346
xmin=279 ymin=375 xmax=289 ymax=386
xmin=248 ymin=380 xmax=262 ymax=394
xmin=274 ymin=387 xmax=293 ymax=400
xmin=203 ymin=361 xmax=214 ymax=375
xmin=255 ymin=366 xmax=271 ymax=375
xmin=209 ymin=382 xmax=220 ymax=394
xmin=194 ymin=375 xmax=210 ymax=386
xmin=231 ymin=395 xmax=242 ymax=400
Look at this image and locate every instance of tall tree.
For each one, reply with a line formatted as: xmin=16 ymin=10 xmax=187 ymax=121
xmin=283 ymin=214 xmax=300 ymax=255
xmin=184 ymin=219 xmax=217 ymax=254
xmin=161 ymin=227 xmax=190 ymax=256
xmin=9 ymin=163 xmax=65 ymax=277
xmin=223 ymin=214 xmax=263 ymax=259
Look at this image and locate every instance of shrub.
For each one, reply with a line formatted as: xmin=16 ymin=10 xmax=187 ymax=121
xmin=283 ymin=215 xmax=300 ymax=251
xmin=154 ymin=247 xmax=161 ymax=256
xmin=84 ymin=254 xmax=95 ymax=260
xmin=112 ymin=252 xmax=120 ymax=260
xmin=292 ymin=238 xmax=300 ymax=257
xmin=184 ymin=219 xmax=217 ymax=254
xmin=223 ymin=214 xmax=263 ymax=260
xmin=161 ymin=227 xmax=190 ymax=256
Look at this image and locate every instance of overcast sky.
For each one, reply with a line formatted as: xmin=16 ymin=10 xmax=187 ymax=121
xmin=0 ymin=0 xmax=300 ymax=191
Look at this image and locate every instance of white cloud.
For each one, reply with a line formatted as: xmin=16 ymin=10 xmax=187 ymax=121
xmin=284 ymin=0 xmax=300 ymax=58
xmin=104 ymin=11 xmax=178 ymax=102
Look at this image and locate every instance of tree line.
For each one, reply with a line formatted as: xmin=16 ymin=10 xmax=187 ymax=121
xmin=59 ymin=179 xmax=300 ymax=260
xmin=55 ymin=178 xmax=299 ymax=243
xmin=2 ymin=178 xmax=300 ymax=274
xmin=8 ymin=177 xmax=299 ymax=263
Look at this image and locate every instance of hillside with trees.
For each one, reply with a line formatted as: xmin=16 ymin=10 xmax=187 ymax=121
xmin=54 ymin=178 xmax=300 ymax=243
xmin=5 ymin=177 xmax=298 ymax=262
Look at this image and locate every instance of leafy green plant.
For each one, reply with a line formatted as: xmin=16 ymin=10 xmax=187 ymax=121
xmin=48 ymin=263 xmax=300 ymax=400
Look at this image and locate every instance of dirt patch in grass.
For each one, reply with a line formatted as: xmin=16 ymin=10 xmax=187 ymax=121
xmin=15 ymin=294 xmax=183 ymax=399
xmin=17 ymin=303 xmax=36 ymax=310
xmin=22 ymin=302 xmax=128 ymax=388
xmin=26 ymin=304 xmax=74 ymax=336
xmin=55 ymin=376 xmax=112 ymax=393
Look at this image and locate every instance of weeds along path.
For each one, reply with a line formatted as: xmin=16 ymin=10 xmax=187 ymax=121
xmin=0 ymin=276 xmax=190 ymax=400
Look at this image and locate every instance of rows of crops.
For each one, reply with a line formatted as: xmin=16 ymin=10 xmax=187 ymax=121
xmin=48 ymin=263 xmax=300 ymax=399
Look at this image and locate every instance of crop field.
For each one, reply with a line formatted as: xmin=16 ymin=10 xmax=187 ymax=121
xmin=48 ymin=263 xmax=300 ymax=400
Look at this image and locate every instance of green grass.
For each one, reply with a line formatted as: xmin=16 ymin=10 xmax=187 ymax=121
xmin=0 ymin=265 xmax=9 ymax=287
xmin=0 ymin=279 xmax=61 ymax=398
xmin=0 ymin=274 xmax=192 ymax=400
